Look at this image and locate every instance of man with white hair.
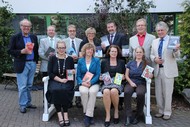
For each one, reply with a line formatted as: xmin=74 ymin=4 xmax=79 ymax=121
xmin=150 ymin=21 xmax=180 ymax=120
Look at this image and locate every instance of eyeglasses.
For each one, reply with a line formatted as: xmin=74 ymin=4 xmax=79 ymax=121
xmin=21 ymin=25 xmax=31 ymax=28
xmin=88 ymin=33 xmax=95 ymax=35
xmin=57 ymin=47 xmax=66 ymax=49
xmin=68 ymin=30 xmax=76 ymax=32
xmin=136 ymin=25 xmax=146 ymax=27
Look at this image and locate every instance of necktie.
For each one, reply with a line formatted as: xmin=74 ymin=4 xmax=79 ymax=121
xmin=72 ymin=40 xmax=76 ymax=52
xmin=158 ymin=38 xmax=164 ymax=58
xmin=50 ymin=38 xmax=54 ymax=48
xmin=110 ymin=34 xmax=114 ymax=44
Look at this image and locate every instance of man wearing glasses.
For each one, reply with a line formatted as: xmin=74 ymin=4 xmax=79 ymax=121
xmin=38 ymin=25 xmax=61 ymax=77
xmin=8 ymin=19 xmax=39 ymax=113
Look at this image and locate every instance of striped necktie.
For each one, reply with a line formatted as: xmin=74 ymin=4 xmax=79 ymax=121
xmin=158 ymin=38 xmax=164 ymax=58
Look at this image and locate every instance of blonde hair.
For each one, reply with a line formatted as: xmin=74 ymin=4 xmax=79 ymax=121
xmin=85 ymin=27 xmax=96 ymax=36
xmin=56 ymin=40 xmax=66 ymax=48
xmin=81 ymin=43 xmax=96 ymax=57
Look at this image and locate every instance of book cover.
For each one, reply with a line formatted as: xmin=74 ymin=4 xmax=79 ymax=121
xmin=102 ymin=72 xmax=112 ymax=85
xmin=141 ymin=65 xmax=154 ymax=79
xmin=101 ymin=35 xmax=110 ymax=47
xmin=67 ymin=47 xmax=77 ymax=56
xmin=122 ymin=45 xmax=129 ymax=57
xmin=26 ymin=42 xmax=34 ymax=53
xmin=82 ymin=71 xmax=94 ymax=82
xmin=45 ymin=47 xmax=55 ymax=57
xmin=114 ymin=73 xmax=123 ymax=85
xmin=66 ymin=69 xmax=74 ymax=81
xmin=95 ymin=46 xmax=103 ymax=57
xmin=167 ymin=36 xmax=180 ymax=49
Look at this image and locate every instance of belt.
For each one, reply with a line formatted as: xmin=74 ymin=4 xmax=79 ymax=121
xmin=159 ymin=64 xmax=164 ymax=68
xmin=26 ymin=59 xmax=35 ymax=62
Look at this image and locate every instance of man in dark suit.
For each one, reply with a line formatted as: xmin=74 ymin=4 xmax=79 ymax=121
xmin=8 ymin=19 xmax=39 ymax=113
xmin=101 ymin=21 xmax=128 ymax=110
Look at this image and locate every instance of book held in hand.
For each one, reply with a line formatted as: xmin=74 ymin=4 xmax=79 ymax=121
xmin=114 ymin=73 xmax=123 ymax=85
xmin=102 ymin=72 xmax=112 ymax=85
xmin=95 ymin=46 xmax=103 ymax=57
xmin=122 ymin=45 xmax=129 ymax=57
xmin=45 ymin=47 xmax=55 ymax=57
xmin=141 ymin=65 xmax=154 ymax=79
xmin=82 ymin=71 xmax=94 ymax=82
xmin=101 ymin=35 xmax=110 ymax=47
xmin=67 ymin=47 xmax=77 ymax=56
xmin=26 ymin=42 xmax=34 ymax=53
xmin=66 ymin=69 xmax=74 ymax=81
xmin=167 ymin=36 xmax=180 ymax=49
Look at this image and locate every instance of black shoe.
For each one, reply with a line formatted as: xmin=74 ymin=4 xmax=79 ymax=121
xmin=104 ymin=121 xmax=110 ymax=127
xmin=125 ymin=117 xmax=131 ymax=126
xmin=84 ymin=115 xmax=90 ymax=127
xmin=26 ymin=104 xmax=37 ymax=109
xmin=76 ymin=102 xmax=82 ymax=108
xmin=113 ymin=118 xmax=119 ymax=124
xmin=59 ymin=120 xmax=64 ymax=127
xmin=131 ymin=117 xmax=139 ymax=125
xmin=20 ymin=107 xmax=27 ymax=113
xmin=64 ymin=119 xmax=70 ymax=126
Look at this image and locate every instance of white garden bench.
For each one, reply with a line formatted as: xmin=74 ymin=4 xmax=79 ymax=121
xmin=42 ymin=76 xmax=152 ymax=124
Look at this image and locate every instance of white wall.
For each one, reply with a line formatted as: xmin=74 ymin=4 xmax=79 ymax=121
xmin=0 ymin=0 xmax=184 ymax=14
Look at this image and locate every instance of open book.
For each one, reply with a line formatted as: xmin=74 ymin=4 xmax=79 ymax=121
xmin=141 ymin=65 xmax=154 ymax=79
xmin=102 ymin=72 xmax=112 ymax=85
xmin=114 ymin=73 xmax=123 ymax=85
xmin=66 ymin=69 xmax=74 ymax=81
xmin=82 ymin=71 xmax=94 ymax=82
xmin=167 ymin=36 xmax=180 ymax=49
xmin=45 ymin=47 xmax=55 ymax=57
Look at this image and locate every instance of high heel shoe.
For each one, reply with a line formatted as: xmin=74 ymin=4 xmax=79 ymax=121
xmin=64 ymin=119 xmax=70 ymax=126
xmin=113 ymin=118 xmax=119 ymax=124
xmin=59 ymin=120 xmax=64 ymax=127
xmin=104 ymin=121 xmax=110 ymax=127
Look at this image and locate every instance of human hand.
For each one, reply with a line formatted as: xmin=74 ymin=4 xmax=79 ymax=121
xmin=82 ymin=82 xmax=90 ymax=87
xmin=72 ymin=55 xmax=78 ymax=60
xmin=61 ymin=78 xmax=68 ymax=83
xmin=175 ymin=44 xmax=180 ymax=51
xmin=130 ymin=82 xmax=137 ymax=87
xmin=101 ymin=43 xmax=106 ymax=51
xmin=154 ymin=57 xmax=164 ymax=64
xmin=21 ymin=48 xmax=32 ymax=54
xmin=99 ymin=75 xmax=102 ymax=80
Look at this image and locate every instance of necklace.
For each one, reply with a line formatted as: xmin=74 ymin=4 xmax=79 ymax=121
xmin=57 ymin=58 xmax=66 ymax=76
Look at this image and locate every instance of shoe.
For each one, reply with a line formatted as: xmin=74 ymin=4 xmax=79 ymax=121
xmin=20 ymin=107 xmax=27 ymax=113
xmin=26 ymin=104 xmax=37 ymax=109
xmin=155 ymin=113 xmax=163 ymax=118
xmin=131 ymin=117 xmax=139 ymax=125
xmin=64 ymin=119 xmax=70 ymax=126
xmin=162 ymin=115 xmax=170 ymax=120
xmin=113 ymin=118 xmax=119 ymax=124
xmin=84 ymin=115 xmax=90 ymax=127
xmin=59 ymin=120 xmax=64 ymax=127
xmin=76 ymin=102 xmax=82 ymax=108
xmin=104 ymin=121 xmax=110 ymax=127
xmin=124 ymin=117 xmax=131 ymax=126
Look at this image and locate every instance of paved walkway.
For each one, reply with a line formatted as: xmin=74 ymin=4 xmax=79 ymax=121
xmin=0 ymin=84 xmax=190 ymax=127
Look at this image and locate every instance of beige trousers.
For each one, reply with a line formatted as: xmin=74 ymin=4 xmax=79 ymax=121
xmin=79 ymin=84 xmax=99 ymax=117
xmin=155 ymin=68 xmax=174 ymax=116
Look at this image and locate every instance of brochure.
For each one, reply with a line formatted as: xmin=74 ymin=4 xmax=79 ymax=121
xmin=82 ymin=71 xmax=94 ymax=82
xmin=167 ymin=36 xmax=180 ymax=49
xmin=67 ymin=47 xmax=77 ymax=56
xmin=66 ymin=69 xmax=74 ymax=81
xmin=101 ymin=35 xmax=110 ymax=47
xmin=102 ymin=72 xmax=112 ymax=85
xmin=114 ymin=73 xmax=123 ymax=85
xmin=141 ymin=65 xmax=154 ymax=79
xmin=45 ymin=47 xmax=55 ymax=57
xmin=122 ymin=45 xmax=129 ymax=57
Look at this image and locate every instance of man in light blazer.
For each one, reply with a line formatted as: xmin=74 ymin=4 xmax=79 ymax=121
xmin=63 ymin=24 xmax=82 ymax=62
xmin=129 ymin=18 xmax=155 ymax=64
xmin=150 ymin=21 xmax=180 ymax=120
xmin=38 ymin=25 xmax=61 ymax=77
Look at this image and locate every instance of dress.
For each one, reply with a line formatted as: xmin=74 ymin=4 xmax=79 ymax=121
xmin=101 ymin=58 xmax=125 ymax=94
xmin=46 ymin=55 xmax=75 ymax=106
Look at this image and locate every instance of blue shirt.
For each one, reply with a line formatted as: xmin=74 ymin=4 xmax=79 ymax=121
xmin=22 ymin=33 xmax=34 ymax=60
xmin=126 ymin=60 xmax=146 ymax=85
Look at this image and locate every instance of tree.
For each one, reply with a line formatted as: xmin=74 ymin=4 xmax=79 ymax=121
xmin=175 ymin=0 xmax=190 ymax=93
xmin=0 ymin=0 xmax=15 ymax=80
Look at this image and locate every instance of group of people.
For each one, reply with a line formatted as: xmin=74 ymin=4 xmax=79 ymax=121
xmin=8 ymin=18 xmax=180 ymax=127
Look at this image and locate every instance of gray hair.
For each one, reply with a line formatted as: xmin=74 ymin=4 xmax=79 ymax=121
xmin=136 ymin=18 xmax=147 ymax=26
xmin=67 ymin=24 xmax=76 ymax=30
xmin=19 ymin=19 xmax=32 ymax=27
xmin=155 ymin=21 xmax=169 ymax=32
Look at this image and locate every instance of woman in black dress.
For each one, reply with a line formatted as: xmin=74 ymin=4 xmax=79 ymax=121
xmin=46 ymin=40 xmax=75 ymax=127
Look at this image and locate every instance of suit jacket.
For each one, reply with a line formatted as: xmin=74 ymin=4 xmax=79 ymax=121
xmin=129 ymin=33 xmax=155 ymax=63
xmin=8 ymin=32 xmax=39 ymax=73
xmin=63 ymin=37 xmax=82 ymax=56
xmin=76 ymin=57 xmax=101 ymax=86
xmin=150 ymin=35 xmax=180 ymax=78
xmin=38 ymin=37 xmax=61 ymax=72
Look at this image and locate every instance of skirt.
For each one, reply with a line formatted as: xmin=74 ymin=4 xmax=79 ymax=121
xmin=101 ymin=83 xmax=124 ymax=94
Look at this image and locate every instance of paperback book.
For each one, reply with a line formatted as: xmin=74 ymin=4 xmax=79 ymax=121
xmin=26 ymin=42 xmax=34 ymax=54
xmin=102 ymin=72 xmax=112 ymax=85
xmin=95 ymin=46 xmax=103 ymax=57
xmin=67 ymin=47 xmax=77 ymax=56
xmin=122 ymin=45 xmax=129 ymax=57
xmin=141 ymin=65 xmax=154 ymax=79
xmin=45 ymin=47 xmax=55 ymax=57
xmin=114 ymin=73 xmax=123 ymax=85
xmin=167 ymin=36 xmax=180 ymax=49
xmin=66 ymin=69 xmax=74 ymax=81
xmin=82 ymin=71 xmax=94 ymax=82
xmin=101 ymin=35 xmax=110 ymax=47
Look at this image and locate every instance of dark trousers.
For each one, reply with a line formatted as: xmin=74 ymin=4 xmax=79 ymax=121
xmin=54 ymin=104 xmax=68 ymax=113
xmin=124 ymin=84 xmax=146 ymax=117
xmin=42 ymin=72 xmax=48 ymax=77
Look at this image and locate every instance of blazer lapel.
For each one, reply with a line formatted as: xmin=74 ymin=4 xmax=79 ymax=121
xmin=89 ymin=57 xmax=95 ymax=71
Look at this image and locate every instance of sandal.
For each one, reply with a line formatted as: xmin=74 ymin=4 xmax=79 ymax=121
xmin=64 ymin=119 xmax=70 ymax=126
xmin=59 ymin=120 xmax=64 ymax=127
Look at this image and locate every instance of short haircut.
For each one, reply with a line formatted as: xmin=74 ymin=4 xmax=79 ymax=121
xmin=47 ymin=25 xmax=56 ymax=31
xmin=19 ymin=19 xmax=32 ymax=27
xmin=105 ymin=45 xmax=122 ymax=59
xmin=106 ymin=20 xmax=117 ymax=27
xmin=67 ymin=24 xmax=76 ymax=30
xmin=56 ymin=40 xmax=66 ymax=48
xmin=85 ymin=27 xmax=96 ymax=36
xmin=155 ymin=21 xmax=169 ymax=32
xmin=81 ymin=43 xmax=96 ymax=57
xmin=136 ymin=18 xmax=147 ymax=26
